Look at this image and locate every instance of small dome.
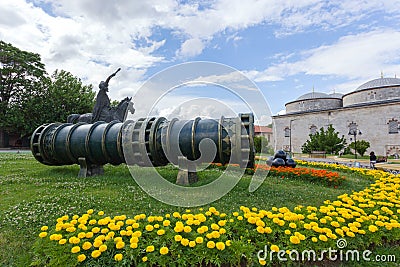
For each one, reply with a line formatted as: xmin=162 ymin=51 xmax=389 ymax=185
xmin=329 ymin=93 xmax=344 ymax=99
xmin=296 ymin=92 xmax=329 ymax=101
xmin=356 ymin=77 xmax=400 ymax=91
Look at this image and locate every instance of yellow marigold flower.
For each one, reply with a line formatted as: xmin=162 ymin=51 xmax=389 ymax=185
xmin=130 ymin=242 xmax=138 ymax=249
xmin=335 ymin=228 xmax=344 ymax=236
xmin=184 ymin=226 xmax=192 ymax=233
xmin=311 ymin=237 xmax=318 ymax=242
xmin=290 ymin=235 xmax=300 ymax=244
xmin=93 ymin=240 xmax=103 ymax=248
xmin=142 ymin=256 xmax=148 ymax=262
xmin=346 ymin=231 xmax=355 ymax=237
xmin=207 ymin=241 xmax=216 ymax=248
xmin=264 ymin=227 xmax=272 ymax=234
xmin=259 ymin=259 xmax=267 ymax=265
xmin=181 ymin=238 xmax=189 ymax=246
xmin=87 ymin=209 xmax=94 ymax=215
xmin=211 ymin=231 xmax=220 ymax=238
xmin=146 ymin=245 xmax=155 ymax=252
xmin=284 ymin=230 xmax=291 ymax=235
xmin=237 ymin=216 xmax=243 ymax=221
xmin=226 ymin=240 xmax=232 ymax=246
xmin=41 ymin=226 xmax=48 ymax=231
xmin=256 ymin=220 xmax=265 ymax=227
xmin=114 ymin=236 xmax=122 ymax=243
xmin=289 ymin=223 xmax=297 ymax=229
xmin=278 ymin=220 xmax=285 ymax=227
xmin=112 ymin=253 xmax=122 ymax=261
xmin=233 ymin=212 xmax=239 ymax=217
xmin=368 ymin=225 xmax=378 ymax=232
xmin=216 ymin=241 xmax=225 ymax=251
xmin=85 ymin=232 xmax=93 ymax=238
xmin=160 ymin=246 xmax=169 ymax=255
xmin=209 ymin=207 xmax=217 ymax=213
xmin=71 ymin=246 xmax=80 ymax=253
xmin=319 ymin=235 xmax=328 ymax=242
xmin=196 ymin=237 xmax=203 ymax=244
xmin=173 ymin=212 xmax=180 ymax=218
xmin=116 ymin=242 xmax=125 ymax=249
xmin=174 ymin=235 xmax=182 ymax=242
xmin=189 ymin=241 xmax=196 ymax=247
xmin=77 ymin=254 xmax=86 ymax=262
xmin=92 ymin=227 xmax=100 ymax=233
xmin=91 ymin=250 xmax=101 ymax=258
xmin=82 ymin=241 xmax=92 ymax=250
xmin=131 ymin=222 xmax=139 ymax=229
xmin=145 ymin=225 xmax=154 ymax=231
xmin=157 ymin=229 xmax=165 ymax=235
xmin=330 ymin=221 xmax=340 ymax=228
xmin=270 ymin=244 xmax=279 ymax=252
xmin=77 ymin=232 xmax=86 ymax=239
xmin=39 ymin=232 xmax=47 ymax=238
xmin=247 ymin=217 xmax=256 ymax=224
xmin=163 ymin=220 xmax=170 ymax=227
xmin=257 ymin=226 xmax=265 ymax=234
xmin=59 ymin=239 xmax=67 ymax=245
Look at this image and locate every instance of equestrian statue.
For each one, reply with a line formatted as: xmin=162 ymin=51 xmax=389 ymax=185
xmin=67 ymin=68 xmax=135 ymax=123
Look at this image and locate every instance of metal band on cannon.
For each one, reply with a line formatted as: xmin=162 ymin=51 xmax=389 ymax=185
xmin=31 ymin=114 xmax=255 ymax=177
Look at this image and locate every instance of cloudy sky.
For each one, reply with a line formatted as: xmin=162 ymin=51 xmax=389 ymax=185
xmin=1 ymin=0 xmax=400 ymax=124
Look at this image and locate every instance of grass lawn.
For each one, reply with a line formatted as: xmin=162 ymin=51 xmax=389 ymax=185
xmin=0 ymin=153 xmax=398 ymax=266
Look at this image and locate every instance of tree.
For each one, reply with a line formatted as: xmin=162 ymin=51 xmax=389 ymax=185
xmin=348 ymin=140 xmax=370 ymax=157
xmin=0 ymin=41 xmax=48 ymax=135
xmin=1 ymin=41 xmax=96 ymax=140
xmin=301 ymin=125 xmax=346 ymax=154
xmin=43 ymin=70 xmax=95 ymax=123
xmin=254 ymin=136 xmax=268 ymax=153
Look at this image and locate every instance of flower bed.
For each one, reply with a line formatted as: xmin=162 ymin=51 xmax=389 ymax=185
xmin=255 ymin=164 xmax=346 ymax=186
xmin=33 ymin=165 xmax=400 ymax=266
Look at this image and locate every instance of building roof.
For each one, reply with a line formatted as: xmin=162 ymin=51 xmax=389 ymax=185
xmin=254 ymin=125 xmax=272 ymax=133
xmin=356 ymin=77 xmax=400 ymax=91
xmin=296 ymin=92 xmax=329 ymax=101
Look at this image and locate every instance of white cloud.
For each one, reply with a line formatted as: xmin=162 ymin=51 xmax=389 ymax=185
xmin=249 ymin=29 xmax=400 ymax=86
xmin=176 ymin=38 xmax=205 ymax=58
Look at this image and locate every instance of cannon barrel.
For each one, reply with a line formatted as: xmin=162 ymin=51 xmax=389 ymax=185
xmin=30 ymin=114 xmax=254 ymax=169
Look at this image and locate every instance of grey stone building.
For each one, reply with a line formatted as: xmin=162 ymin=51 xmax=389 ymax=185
xmin=272 ymin=77 xmax=400 ymax=157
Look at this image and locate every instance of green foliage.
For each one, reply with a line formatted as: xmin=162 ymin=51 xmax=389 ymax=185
xmin=348 ymin=140 xmax=370 ymax=157
xmin=253 ymin=136 xmax=267 ymax=153
xmin=301 ymin=125 xmax=346 ymax=154
xmin=0 ymin=40 xmax=47 ymax=134
xmin=0 ymin=41 xmax=95 ymax=136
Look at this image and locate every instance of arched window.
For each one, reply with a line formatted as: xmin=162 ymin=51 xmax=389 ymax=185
xmin=388 ymin=119 xmax=399 ymax=134
xmin=310 ymin=125 xmax=317 ymax=135
xmin=284 ymin=127 xmax=290 ymax=137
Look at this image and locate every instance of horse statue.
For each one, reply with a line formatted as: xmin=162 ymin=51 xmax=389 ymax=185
xmin=67 ymin=97 xmax=135 ymax=124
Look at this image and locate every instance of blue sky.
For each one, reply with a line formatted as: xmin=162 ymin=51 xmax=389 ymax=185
xmin=1 ymin=0 xmax=400 ymax=124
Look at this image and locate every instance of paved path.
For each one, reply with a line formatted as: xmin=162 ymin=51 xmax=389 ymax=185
xmin=0 ymin=149 xmax=30 ymax=153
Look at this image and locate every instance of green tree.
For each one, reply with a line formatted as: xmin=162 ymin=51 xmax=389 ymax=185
xmin=44 ymin=70 xmax=95 ymax=123
xmin=1 ymin=41 xmax=96 ymax=139
xmin=348 ymin=140 xmax=370 ymax=157
xmin=254 ymin=136 xmax=269 ymax=153
xmin=301 ymin=125 xmax=346 ymax=154
xmin=0 ymin=40 xmax=48 ymax=135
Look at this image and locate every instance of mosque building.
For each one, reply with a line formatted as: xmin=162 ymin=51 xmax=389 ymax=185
xmin=272 ymin=76 xmax=400 ymax=157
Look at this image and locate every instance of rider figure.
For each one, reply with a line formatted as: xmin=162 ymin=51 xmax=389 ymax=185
xmin=92 ymin=68 xmax=120 ymax=123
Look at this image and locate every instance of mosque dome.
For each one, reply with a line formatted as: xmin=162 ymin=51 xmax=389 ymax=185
xmin=356 ymin=77 xmax=400 ymax=91
xmin=296 ymin=92 xmax=330 ymax=101
xmin=343 ymin=77 xmax=400 ymax=107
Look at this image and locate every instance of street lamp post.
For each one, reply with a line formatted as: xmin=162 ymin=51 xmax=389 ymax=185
xmin=348 ymin=124 xmax=362 ymax=160
xmin=289 ymin=119 xmax=296 ymax=158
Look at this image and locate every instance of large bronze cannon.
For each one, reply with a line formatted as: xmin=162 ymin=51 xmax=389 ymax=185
xmin=30 ymin=114 xmax=254 ymax=177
